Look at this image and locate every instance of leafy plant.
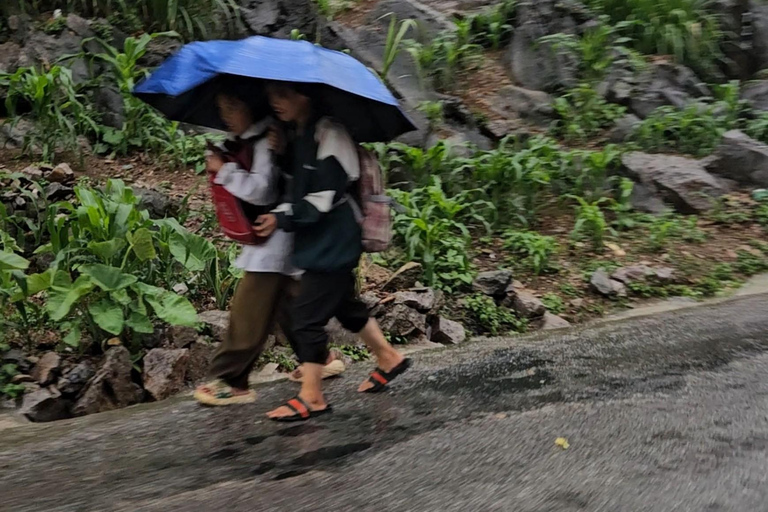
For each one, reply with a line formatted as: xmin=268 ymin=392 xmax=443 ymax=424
xmin=734 ymin=251 xmax=768 ymax=276
xmin=463 ymin=293 xmax=525 ymax=335
xmin=541 ymin=293 xmax=566 ymax=315
xmin=1 ymin=65 xmax=99 ymax=163
xmin=646 ymin=216 xmax=678 ymax=252
xmin=467 ymin=0 xmax=516 ymax=50
xmin=407 ymin=24 xmax=482 ymax=92
xmin=569 ymin=196 xmax=612 ymax=250
xmin=610 ymin=178 xmax=636 ymax=230
xmin=503 ymin=230 xmax=559 ymax=274
xmin=550 ymin=83 xmax=626 ymax=142
xmin=380 ymin=14 xmax=417 ymax=82
xmin=632 ymin=103 xmax=728 ymax=157
xmin=417 ymin=101 xmax=445 ymax=132
xmin=0 ymin=362 xmax=25 ymax=400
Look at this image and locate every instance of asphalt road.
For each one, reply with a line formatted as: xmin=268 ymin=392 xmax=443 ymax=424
xmin=2 ymin=294 xmax=768 ymax=512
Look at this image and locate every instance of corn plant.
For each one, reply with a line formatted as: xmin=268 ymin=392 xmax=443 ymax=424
xmin=632 ymin=103 xmax=729 ymax=157
xmin=503 ymin=230 xmax=559 ymax=275
xmin=550 ymin=83 xmax=626 ymax=143
xmin=1 ymin=66 xmax=99 ymax=163
xmin=407 ymin=25 xmax=482 ymax=92
xmin=380 ymin=14 xmax=417 ymax=83
xmin=467 ymin=0 xmax=516 ymax=50
xmin=569 ymin=196 xmax=613 ymax=250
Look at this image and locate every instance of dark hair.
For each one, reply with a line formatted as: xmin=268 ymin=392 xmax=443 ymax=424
xmin=217 ymin=75 xmax=264 ymax=112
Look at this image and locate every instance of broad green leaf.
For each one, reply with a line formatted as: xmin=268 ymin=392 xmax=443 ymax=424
xmin=110 ymin=288 xmax=132 ymax=306
xmin=129 ymin=228 xmax=157 ymax=261
xmin=169 ymin=232 xmax=216 ymax=272
xmin=88 ymin=299 xmax=125 ymax=335
xmin=47 ymin=275 xmax=95 ymax=321
xmin=63 ymin=323 xmax=82 ymax=347
xmin=88 ymin=238 xmax=126 ymax=262
xmin=0 ymin=251 xmax=29 ymax=271
xmin=154 ymin=217 xmax=187 ymax=235
xmin=79 ymin=264 xmax=138 ymax=291
xmin=125 ymin=311 xmax=154 ymax=334
xmin=146 ymin=290 xmax=198 ymax=327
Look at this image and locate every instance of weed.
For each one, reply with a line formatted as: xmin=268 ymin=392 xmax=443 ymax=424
xmin=734 ymin=251 xmax=768 ymax=276
xmin=646 ymin=216 xmax=678 ymax=252
xmin=417 ymin=101 xmax=445 ymax=132
xmin=463 ymin=293 xmax=525 ymax=335
xmin=550 ymin=83 xmax=626 ymax=142
xmin=559 ymin=282 xmax=582 ymax=297
xmin=503 ymin=230 xmax=559 ymax=274
xmin=381 ymin=14 xmax=417 ymax=83
xmin=569 ymin=196 xmax=613 ymax=250
xmin=407 ymin=24 xmax=482 ymax=92
xmin=541 ymin=293 xmax=566 ymax=314
xmin=336 ymin=344 xmax=372 ymax=361
xmin=680 ymin=216 xmax=707 ymax=243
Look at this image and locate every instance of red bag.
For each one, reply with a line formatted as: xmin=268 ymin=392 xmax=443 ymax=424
xmin=208 ymin=136 xmax=270 ymax=245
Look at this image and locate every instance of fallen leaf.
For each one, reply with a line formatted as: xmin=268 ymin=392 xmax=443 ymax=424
xmin=107 ymin=337 xmax=122 ymax=346
xmin=555 ymin=437 xmax=570 ymax=450
xmin=605 ymin=242 xmax=626 ymax=257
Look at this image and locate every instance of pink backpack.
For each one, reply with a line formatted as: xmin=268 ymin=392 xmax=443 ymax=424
xmin=350 ymin=148 xmax=393 ymax=253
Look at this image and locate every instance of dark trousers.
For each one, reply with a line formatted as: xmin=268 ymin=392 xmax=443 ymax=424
xmin=289 ymin=270 xmax=370 ymax=364
xmin=208 ymin=272 xmax=297 ymax=389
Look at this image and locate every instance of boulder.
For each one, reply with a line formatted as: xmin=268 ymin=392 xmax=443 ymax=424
xmin=430 ymin=317 xmax=467 ymax=345
xmin=73 ymin=346 xmax=142 ymax=416
xmin=537 ymin=312 xmax=572 ymax=330
xmin=58 ymin=361 xmax=95 ymax=396
xmin=379 ymin=304 xmax=427 ymax=338
xmin=48 ymin=163 xmax=75 ymax=184
xmin=704 ymin=130 xmax=768 ymax=187
xmin=621 ymin=152 xmax=726 ymax=213
xmin=185 ymin=341 xmax=217 ymax=384
xmin=507 ymin=0 xmax=581 ymax=92
xmin=711 ymin=0 xmax=754 ymax=79
xmin=143 ymin=348 xmax=189 ymax=401
xmin=393 ymin=288 xmax=439 ymax=313
xmin=0 ymin=41 xmax=22 ymax=74
xmin=600 ymin=61 xmax=710 ymax=119
xmin=472 ymin=270 xmax=513 ymax=298
xmin=325 ymin=318 xmax=361 ymax=346
xmin=30 ymin=352 xmax=60 ymax=386
xmin=510 ymin=290 xmax=546 ymax=318
xmin=44 ymin=182 xmax=73 ymax=201
xmin=740 ymin=80 xmax=768 ymax=111
xmin=91 ymin=86 xmax=125 ymax=129
xmin=363 ymin=262 xmax=393 ymax=288
xmin=383 ymin=262 xmax=423 ymax=291
xmin=2 ymin=349 xmax=32 ymax=373
xmin=629 ymin=183 xmax=668 ymax=215
xmin=611 ymin=265 xmax=654 ymax=285
xmin=489 ymin=85 xmax=554 ymax=125
xmin=134 ymin=187 xmax=178 ymax=219
xmin=169 ymin=325 xmax=198 ymax=349
xmin=608 ymin=114 xmax=641 ymax=143
xmin=752 ymin=2 xmax=768 ymax=73
xmin=20 ymin=387 xmax=71 ymax=423
xmin=654 ymin=267 xmax=676 ymax=282
xmin=590 ymin=269 xmax=627 ymax=298
xmin=197 ymin=310 xmax=230 ymax=342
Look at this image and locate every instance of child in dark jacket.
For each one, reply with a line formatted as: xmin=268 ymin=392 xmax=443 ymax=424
xmin=256 ymin=82 xmax=410 ymax=421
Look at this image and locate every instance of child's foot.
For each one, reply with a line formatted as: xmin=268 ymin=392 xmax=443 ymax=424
xmin=357 ymin=354 xmax=409 ymax=393
xmin=194 ymin=379 xmax=256 ymax=406
xmin=289 ymin=350 xmax=346 ymax=382
xmin=266 ymin=394 xmax=331 ymax=421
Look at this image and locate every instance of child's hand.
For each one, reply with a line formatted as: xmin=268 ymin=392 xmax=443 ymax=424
xmin=254 ymin=214 xmax=277 ymax=237
xmin=268 ymin=125 xmax=286 ymax=155
xmin=206 ymin=153 xmax=225 ymax=174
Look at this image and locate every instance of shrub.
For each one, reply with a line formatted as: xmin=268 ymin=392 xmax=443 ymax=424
xmin=632 ymin=103 xmax=729 ymax=157
xmin=569 ymin=196 xmax=612 ymax=250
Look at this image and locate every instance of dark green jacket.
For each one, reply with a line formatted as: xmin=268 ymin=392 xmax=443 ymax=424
xmin=274 ymin=119 xmax=361 ymax=272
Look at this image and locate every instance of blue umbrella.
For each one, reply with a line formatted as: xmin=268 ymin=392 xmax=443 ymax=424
xmin=133 ymin=36 xmax=416 ymax=142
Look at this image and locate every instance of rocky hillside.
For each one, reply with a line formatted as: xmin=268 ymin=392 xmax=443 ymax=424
xmin=1 ymin=0 xmax=768 ymax=422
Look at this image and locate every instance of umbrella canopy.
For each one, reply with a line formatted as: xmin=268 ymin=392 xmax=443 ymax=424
xmin=133 ymin=36 xmax=416 ymax=143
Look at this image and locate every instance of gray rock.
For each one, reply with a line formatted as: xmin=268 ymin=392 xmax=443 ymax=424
xmin=507 ymin=0 xmax=580 ymax=92
xmin=134 ymin=187 xmax=178 ymax=219
xmin=711 ymin=0 xmax=753 ymax=79
xmin=169 ymin=325 xmax=198 ymax=349
xmin=325 ymin=318 xmax=361 ymax=346
xmin=44 ymin=182 xmax=73 ymax=201
xmin=590 ymin=269 xmax=627 ymax=298
xmin=31 ymin=352 xmax=60 ymax=386
xmin=510 ymin=290 xmax=546 ymax=319
xmin=611 ymin=265 xmax=654 ymax=285
xmin=654 ymin=267 xmax=676 ymax=282
xmin=48 ymin=163 xmax=75 ymax=184
xmin=2 ymin=349 xmax=32 ymax=373
xmin=91 ymin=86 xmax=125 ymax=129
xmin=58 ymin=361 xmax=95 ymax=396
xmin=537 ymin=312 xmax=572 ymax=331
xmin=197 ymin=310 xmax=229 ymax=342
xmin=704 ymin=130 xmax=768 ymax=187
xmin=430 ymin=317 xmax=467 ymax=345
xmin=622 ymin=152 xmax=726 ymax=213
xmin=489 ymin=85 xmax=554 ymax=125
xmin=752 ymin=2 xmax=768 ymax=73
xmin=741 ymin=80 xmax=768 ymax=111
xmin=143 ymin=349 xmax=189 ymax=401
xmin=185 ymin=341 xmax=217 ymax=385
xmin=608 ymin=114 xmax=641 ymax=143
xmin=472 ymin=270 xmax=513 ymax=297
xmin=383 ymin=262 xmax=423 ymax=292
xmin=630 ymin=183 xmax=668 ymax=215
xmin=0 ymin=41 xmax=22 ymax=74
xmin=379 ymin=304 xmax=428 ymax=338
xmin=394 ymin=288 xmax=438 ymax=313
xmin=20 ymin=165 xmax=43 ymax=179
xmin=20 ymin=387 xmax=71 ymax=423
xmin=73 ymin=347 xmax=142 ymax=416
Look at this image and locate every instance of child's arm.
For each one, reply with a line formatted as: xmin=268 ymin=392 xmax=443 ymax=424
xmin=214 ymin=138 xmax=277 ymax=206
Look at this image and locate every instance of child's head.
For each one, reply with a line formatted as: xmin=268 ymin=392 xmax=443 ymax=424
xmin=216 ymin=93 xmax=253 ymax=135
xmin=265 ymin=82 xmax=313 ymax=124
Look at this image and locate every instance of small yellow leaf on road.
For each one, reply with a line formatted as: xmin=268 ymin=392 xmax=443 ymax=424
xmin=555 ymin=437 xmax=570 ymax=450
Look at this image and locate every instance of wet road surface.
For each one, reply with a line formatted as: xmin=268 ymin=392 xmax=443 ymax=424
xmin=2 ymin=294 xmax=768 ymax=511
